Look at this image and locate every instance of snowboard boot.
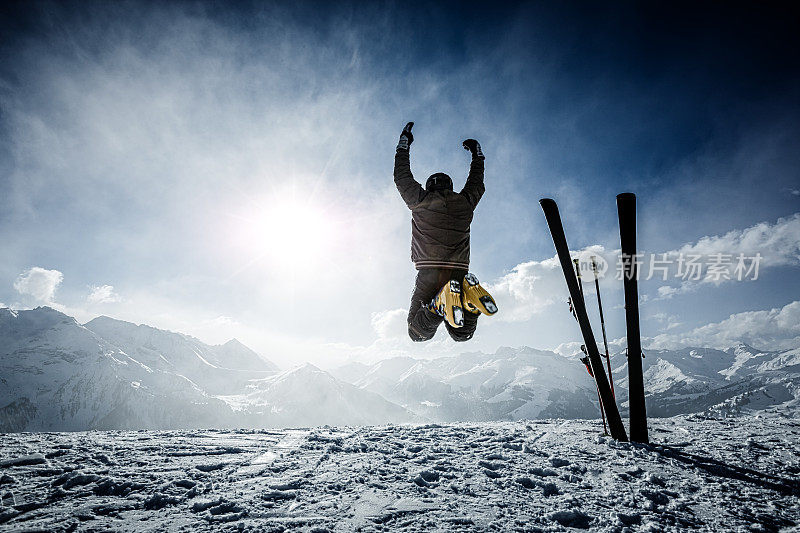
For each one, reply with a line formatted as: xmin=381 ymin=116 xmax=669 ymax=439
xmin=430 ymin=279 xmax=465 ymax=328
xmin=462 ymin=273 xmax=498 ymax=315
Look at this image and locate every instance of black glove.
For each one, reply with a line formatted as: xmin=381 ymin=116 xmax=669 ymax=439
xmin=396 ymin=122 xmax=414 ymax=152
xmin=462 ymin=138 xmax=484 ymax=160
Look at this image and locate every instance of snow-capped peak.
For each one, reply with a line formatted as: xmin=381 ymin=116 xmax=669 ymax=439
xmin=725 ymin=342 xmax=762 ymax=356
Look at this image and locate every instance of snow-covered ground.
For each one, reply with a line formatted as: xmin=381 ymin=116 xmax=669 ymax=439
xmin=1 ymin=415 xmax=798 ymax=532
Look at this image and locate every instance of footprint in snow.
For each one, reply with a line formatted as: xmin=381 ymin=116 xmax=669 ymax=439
xmin=549 ymin=509 xmax=592 ymax=529
xmin=413 ymin=470 xmax=440 ymax=486
xmin=516 ymin=477 xmax=560 ymax=496
xmin=516 ymin=477 xmax=536 ymax=489
xmin=484 ymin=469 xmax=502 ymax=479
xmin=541 ymin=482 xmax=560 ymax=496
xmin=529 ymin=466 xmax=558 ymax=477
xmin=644 ymin=472 xmax=665 ymax=486
xmin=477 ymin=460 xmax=502 ymax=471
xmin=0 ymin=453 xmax=47 ymax=467
xmin=195 ymin=462 xmax=227 ymax=472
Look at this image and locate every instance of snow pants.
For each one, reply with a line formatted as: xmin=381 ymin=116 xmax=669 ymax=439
xmin=407 ymin=268 xmax=479 ymax=342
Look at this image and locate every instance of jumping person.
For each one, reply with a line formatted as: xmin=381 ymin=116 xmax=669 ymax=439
xmin=394 ymin=122 xmax=497 ymax=342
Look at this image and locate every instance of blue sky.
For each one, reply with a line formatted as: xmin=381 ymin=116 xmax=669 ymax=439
xmin=1 ymin=1 xmax=799 ymax=367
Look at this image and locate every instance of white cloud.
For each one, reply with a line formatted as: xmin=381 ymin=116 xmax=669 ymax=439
xmin=554 ymin=335 xmax=628 ymax=358
xmin=486 ymin=257 xmax=561 ymax=322
xmin=655 ymin=283 xmax=697 ymax=299
xmin=370 ymin=309 xmax=408 ymax=340
xmin=647 ymin=300 xmax=800 ymax=351
xmin=87 ymin=284 xmax=121 ymax=304
xmin=657 ymin=286 xmax=679 ymax=298
xmin=646 ymin=213 xmax=800 ymax=299
xmin=650 ymin=312 xmax=683 ymax=331
xmin=673 ymin=213 xmax=800 ymax=265
xmin=487 ymin=245 xmax=615 ymax=322
xmin=13 ymin=267 xmax=64 ymax=303
xmin=207 ymin=315 xmax=237 ymax=327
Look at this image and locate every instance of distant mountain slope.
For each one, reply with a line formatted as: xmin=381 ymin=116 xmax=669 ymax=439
xmin=216 ymin=338 xmax=280 ymax=372
xmin=220 ymin=364 xmax=419 ymax=427
xmin=335 ymin=344 xmax=800 ymax=422
xmin=0 ymin=307 xmax=234 ymax=432
xmin=83 ymin=315 xmax=278 ymax=394
xmin=1 ymin=307 xmax=415 ymax=432
xmin=605 ymin=343 xmax=800 ymax=417
xmin=2 ymin=307 xmax=797 ymax=432
xmin=333 ymin=347 xmax=603 ymax=422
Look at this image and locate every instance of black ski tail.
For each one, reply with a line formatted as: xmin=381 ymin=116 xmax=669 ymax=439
xmin=617 ymin=193 xmax=649 ymax=444
xmin=540 ymin=198 xmax=628 ymax=442
xmin=580 ymin=348 xmax=609 ymax=436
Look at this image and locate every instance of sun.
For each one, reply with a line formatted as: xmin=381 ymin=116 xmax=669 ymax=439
xmin=234 ymin=196 xmax=337 ymax=270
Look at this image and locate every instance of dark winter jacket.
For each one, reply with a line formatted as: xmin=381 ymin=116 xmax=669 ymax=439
xmin=394 ymin=148 xmax=485 ymax=270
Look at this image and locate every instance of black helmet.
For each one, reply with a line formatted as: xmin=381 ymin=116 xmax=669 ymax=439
xmin=426 ymin=172 xmax=453 ymax=192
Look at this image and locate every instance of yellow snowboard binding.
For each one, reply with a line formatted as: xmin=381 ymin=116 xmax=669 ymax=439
xmin=462 ymin=273 xmax=498 ymax=315
xmin=431 ymin=279 xmax=465 ymax=328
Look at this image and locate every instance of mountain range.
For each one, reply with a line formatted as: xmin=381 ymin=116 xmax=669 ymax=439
xmin=1 ymin=307 xmax=797 ymax=432
xmin=0 ymin=307 xmax=417 ymax=431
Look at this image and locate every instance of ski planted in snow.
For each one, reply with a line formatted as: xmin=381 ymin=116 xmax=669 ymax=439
xmin=579 ymin=345 xmax=609 ymax=435
xmin=571 ymin=260 xmax=609 ymax=434
xmin=616 ymin=193 xmax=649 ymax=444
xmin=540 ymin=198 xmax=628 ymax=442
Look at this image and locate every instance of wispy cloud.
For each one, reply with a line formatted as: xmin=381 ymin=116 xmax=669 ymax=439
xmin=669 ymin=213 xmax=800 ymax=267
xmin=87 ymin=285 xmax=121 ymax=304
xmin=370 ymin=308 xmax=407 ymax=340
xmin=650 ymin=312 xmax=683 ymax=331
xmin=647 ymin=213 xmax=800 ymax=299
xmin=646 ymin=299 xmax=800 ymax=351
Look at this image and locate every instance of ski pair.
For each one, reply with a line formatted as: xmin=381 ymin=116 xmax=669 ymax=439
xmin=540 ymin=198 xmax=628 ymax=442
xmin=430 ymin=273 xmax=497 ymax=328
xmin=540 ymin=195 xmax=648 ymax=443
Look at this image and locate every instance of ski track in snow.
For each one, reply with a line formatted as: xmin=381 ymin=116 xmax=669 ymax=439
xmin=0 ymin=416 xmax=798 ymax=532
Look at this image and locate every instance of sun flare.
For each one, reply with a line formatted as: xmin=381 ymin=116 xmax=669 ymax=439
xmin=235 ymin=197 xmax=337 ymax=269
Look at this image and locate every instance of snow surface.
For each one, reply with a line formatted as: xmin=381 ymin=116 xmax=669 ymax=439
xmin=0 ymin=416 xmax=798 ymax=531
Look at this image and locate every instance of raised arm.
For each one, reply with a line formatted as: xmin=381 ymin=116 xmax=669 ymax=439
xmin=460 ymin=138 xmax=485 ymax=209
xmin=393 ymin=122 xmax=424 ymax=209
